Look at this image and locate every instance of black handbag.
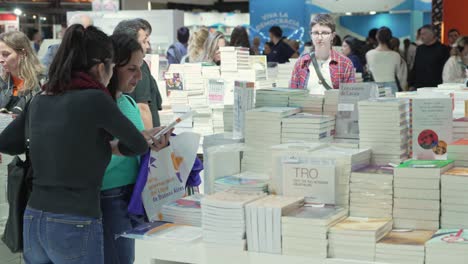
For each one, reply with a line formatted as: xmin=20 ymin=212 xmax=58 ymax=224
xmin=1 ymin=98 xmax=33 ymax=253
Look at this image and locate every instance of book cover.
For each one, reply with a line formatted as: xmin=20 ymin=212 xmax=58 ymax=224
xmin=165 ymin=72 xmax=184 ymax=91
xmin=378 ymin=230 xmax=436 ymax=246
xmin=330 ymin=217 xmax=392 ymax=232
xmin=412 ymin=98 xmax=453 ymax=160
xmin=426 ymin=229 xmax=468 ymax=246
xmin=443 ymin=167 xmax=468 ymax=177
xmin=120 ymin=221 xmax=178 ymax=239
xmin=335 ymin=83 xmax=379 ymax=139
xmin=398 ymin=159 xmax=454 ymax=169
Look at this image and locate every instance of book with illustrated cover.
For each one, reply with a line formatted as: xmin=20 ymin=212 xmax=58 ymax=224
xmin=120 ymin=221 xmax=179 ymax=240
xmin=282 ymin=205 xmax=347 ymax=226
xmin=378 ymin=230 xmax=436 ymax=247
xmin=426 ymin=229 xmax=468 ymax=247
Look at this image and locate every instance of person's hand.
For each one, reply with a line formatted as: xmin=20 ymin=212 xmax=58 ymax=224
xmin=142 ymin=127 xmax=173 ymax=152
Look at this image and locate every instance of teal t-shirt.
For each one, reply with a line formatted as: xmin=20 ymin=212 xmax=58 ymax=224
xmin=101 ymin=95 xmax=145 ymax=191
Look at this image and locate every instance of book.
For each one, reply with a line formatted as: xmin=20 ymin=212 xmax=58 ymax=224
xmin=161 ymin=194 xmax=203 ymax=227
xmin=425 ymin=229 xmax=468 ymax=264
xmin=232 ymin=81 xmax=255 ymax=140
xmin=376 ymin=230 xmax=435 ymax=264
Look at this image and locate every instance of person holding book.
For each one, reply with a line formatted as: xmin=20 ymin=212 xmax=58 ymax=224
xmin=0 ymin=30 xmax=44 ymax=114
xmin=0 ymin=24 xmax=171 ymax=263
xmin=290 ymin=14 xmax=355 ymax=94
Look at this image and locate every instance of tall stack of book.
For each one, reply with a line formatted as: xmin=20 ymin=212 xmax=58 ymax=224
xmin=393 ymin=160 xmax=454 ymax=230
xmin=219 ymin=47 xmax=250 ymax=74
xmin=201 ymin=191 xmax=265 ymax=249
xmin=309 ymin=147 xmax=372 ymax=209
xmin=214 ymin=175 xmax=268 ymax=194
xmin=233 ymin=81 xmax=255 ymax=139
xmin=328 ymin=217 xmax=393 ymax=261
xmin=161 ymin=194 xmax=204 ymax=227
xmin=323 ymin=90 xmax=339 ymax=116
xmin=452 ymin=117 xmax=468 ymax=140
xmin=358 ymin=98 xmax=410 ymax=165
xmin=270 ymin=143 xmax=326 ymax=195
xmin=275 ymin=63 xmax=295 ymax=87
xmin=242 ymin=107 xmax=300 ymax=173
xmin=255 ymin=88 xmax=307 ymax=108
xmin=376 ymin=230 xmax=435 ymax=264
xmin=281 ymin=113 xmax=335 ymax=143
xmin=288 ymin=94 xmax=324 ymax=114
xmin=441 ymin=167 xmax=468 ymax=228
xmin=245 ymin=195 xmax=303 ymax=254
xmin=447 ymin=139 xmax=468 ymax=167
xmin=282 ymin=205 xmax=347 ymax=258
xmin=223 ymin=105 xmax=234 ymax=132
xmin=350 ymin=165 xmax=394 ymax=218
xmin=425 ymin=229 xmax=468 ymax=264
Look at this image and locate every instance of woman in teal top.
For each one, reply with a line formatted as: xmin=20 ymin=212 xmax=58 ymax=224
xmin=100 ymin=34 xmax=170 ymax=264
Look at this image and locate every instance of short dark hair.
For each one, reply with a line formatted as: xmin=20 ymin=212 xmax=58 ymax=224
xmin=448 ymin=28 xmax=460 ymax=34
xmin=265 ymin=41 xmax=274 ymax=48
xmin=177 ymin=27 xmax=190 ymax=44
xmin=113 ymin=19 xmax=146 ymax=41
xmin=368 ymin=28 xmax=378 ymax=40
xmin=420 ymin=24 xmax=436 ymax=34
xmin=134 ymin=18 xmax=152 ymax=34
xmin=108 ymin=34 xmax=143 ymax=100
xmin=230 ymin=26 xmax=251 ymax=50
xmin=45 ymin=25 xmax=114 ymax=94
xmin=377 ymin=26 xmax=393 ymax=47
xmin=269 ymin=26 xmax=283 ymax=38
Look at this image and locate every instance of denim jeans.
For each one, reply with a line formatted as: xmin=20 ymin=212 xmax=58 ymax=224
xmin=101 ymin=185 xmax=145 ymax=264
xmin=23 ymin=207 xmax=104 ymax=264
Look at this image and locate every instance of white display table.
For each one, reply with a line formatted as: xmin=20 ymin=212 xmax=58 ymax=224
xmin=135 ymin=238 xmax=390 ymax=264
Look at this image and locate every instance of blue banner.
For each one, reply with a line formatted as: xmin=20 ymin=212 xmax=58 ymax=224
xmin=249 ymin=0 xmax=307 ymax=49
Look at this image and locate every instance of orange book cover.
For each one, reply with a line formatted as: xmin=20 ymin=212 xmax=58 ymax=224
xmin=450 ymin=139 xmax=468 ymax=146
xmin=379 ymin=230 xmax=435 ymax=246
xmin=444 ymin=167 xmax=468 ymax=177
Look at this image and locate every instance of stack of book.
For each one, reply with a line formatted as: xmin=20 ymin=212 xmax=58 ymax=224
xmin=376 ymin=230 xmax=435 ymax=264
xmin=201 ymin=191 xmax=265 ymax=249
xmin=219 ymin=47 xmax=250 ymax=73
xmin=323 ymin=90 xmax=339 ymax=116
xmin=193 ymin=111 xmax=213 ymax=137
xmin=358 ymin=98 xmax=410 ymax=165
xmin=288 ymin=94 xmax=324 ymax=114
xmin=201 ymin=65 xmax=221 ymax=79
xmin=282 ymin=205 xmax=347 ymax=258
xmin=275 ymin=63 xmax=295 ymax=87
xmin=309 ymin=147 xmax=372 ymax=209
xmin=169 ymin=91 xmax=189 ymax=111
xmin=245 ymin=195 xmax=303 ymax=254
xmin=214 ymin=175 xmax=269 ymax=194
xmin=270 ymin=143 xmax=326 ymax=195
xmin=233 ymin=81 xmax=255 ymax=139
xmin=328 ymin=217 xmax=393 ymax=261
xmin=161 ymin=194 xmax=204 ymax=227
xmin=452 ymin=117 xmax=468 ymax=140
xmin=242 ymin=107 xmax=300 ymax=173
xmin=211 ymin=106 xmax=224 ymax=134
xmin=441 ymin=167 xmax=468 ymax=228
xmin=425 ymin=229 xmax=468 ymax=264
xmin=255 ymin=88 xmax=307 ymax=108
xmin=223 ymin=105 xmax=234 ymax=132
xmin=281 ymin=113 xmax=335 ymax=143
xmin=393 ymin=160 xmax=454 ymax=230
xmin=350 ymin=165 xmax=394 ymax=218
xmin=171 ymin=105 xmax=193 ymax=133
xmin=447 ymin=139 xmax=468 ymax=167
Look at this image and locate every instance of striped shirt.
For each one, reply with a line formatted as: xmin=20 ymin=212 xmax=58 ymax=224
xmin=290 ymin=49 xmax=355 ymax=89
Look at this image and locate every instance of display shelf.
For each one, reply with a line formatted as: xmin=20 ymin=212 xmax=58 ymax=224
xmin=135 ymin=238 xmax=390 ymax=264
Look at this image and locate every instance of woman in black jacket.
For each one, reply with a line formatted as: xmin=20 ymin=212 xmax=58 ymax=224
xmin=0 ymin=25 xmax=170 ymax=264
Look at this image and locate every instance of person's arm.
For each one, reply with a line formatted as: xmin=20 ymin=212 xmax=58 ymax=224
xmin=0 ymin=111 xmax=26 ymax=155
xmin=138 ymin=103 xmax=153 ymax=129
xmin=343 ymin=59 xmax=356 ymax=83
xmin=289 ymin=57 xmax=303 ymax=89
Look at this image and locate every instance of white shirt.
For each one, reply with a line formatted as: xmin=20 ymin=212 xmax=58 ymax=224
xmin=366 ymin=49 xmax=402 ymax=82
xmin=443 ymin=56 xmax=466 ymax=83
xmin=307 ymin=57 xmax=332 ymax=95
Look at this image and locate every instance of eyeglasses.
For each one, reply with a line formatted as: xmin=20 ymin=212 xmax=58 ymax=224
xmin=310 ymin=31 xmax=333 ymax=38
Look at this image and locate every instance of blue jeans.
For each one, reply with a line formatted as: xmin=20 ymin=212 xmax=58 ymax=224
xmin=23 ymin=207 xmax=104 ymax=264
xmin=101 ymin=185 xmax=145 ymax=264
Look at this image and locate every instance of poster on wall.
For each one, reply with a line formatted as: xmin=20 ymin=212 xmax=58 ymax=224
xmin=249 ymin=0 xmax=307 ymax=50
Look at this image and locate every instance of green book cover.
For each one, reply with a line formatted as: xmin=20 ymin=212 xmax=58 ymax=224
xmin=397 ymin=159 xmax=454 ymax=169
xmin=426 ymin=229 xmax=468 ymax=245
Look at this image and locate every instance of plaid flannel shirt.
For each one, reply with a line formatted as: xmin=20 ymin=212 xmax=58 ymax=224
xmin=290 ymin=49 xmax=355 ymax=89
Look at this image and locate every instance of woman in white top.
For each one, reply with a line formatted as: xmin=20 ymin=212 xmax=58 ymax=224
xmin=366 ymin=27 xmax=405 ymax=94
xmin=443 ymin=36 xmax=468 ymax=84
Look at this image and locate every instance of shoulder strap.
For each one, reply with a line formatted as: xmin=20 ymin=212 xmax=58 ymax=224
xmin=310 ymin=52 xmax=333 ymax=91
xmin=24 ymin=93 xmax=38 ymax=150
xmin=123 ymin=94 xmax=137 ymax=107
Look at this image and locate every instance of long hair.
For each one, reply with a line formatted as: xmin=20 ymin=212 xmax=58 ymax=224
xmin=202 ymin=31 xmax=225 ymax=63
xmin=44 ymin=25 xmax=114 ymax=94
xmin=108 ymin=34 xmax=143 ymax=100
xmin=0 ymin=31 xmax=44 ymax=93
xmin=343 ymin=36 xmax=367 ymax=65
xmin=377 ymin=27 xmax=393 ymax=48
xmin=230 ymin=26 xmax=251 ymax=50
xmin=187 ymin=28 xmax=209 ymax=62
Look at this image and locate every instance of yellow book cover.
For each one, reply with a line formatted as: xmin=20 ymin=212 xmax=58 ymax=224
xmin=444 ymin=167 xmax=468 ymax=177
xmin=330 ymin=217 xmax=392 ymax=232
xmin=379 ymin=230 xmax=436 ymax=246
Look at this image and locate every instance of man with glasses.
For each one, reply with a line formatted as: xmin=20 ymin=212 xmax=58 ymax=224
xmin=290 ymin=14 xmax=355 ymax=94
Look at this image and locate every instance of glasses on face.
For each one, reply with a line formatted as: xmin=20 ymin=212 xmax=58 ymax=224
xmin=311 ymin=31 xmax=332 ymax=38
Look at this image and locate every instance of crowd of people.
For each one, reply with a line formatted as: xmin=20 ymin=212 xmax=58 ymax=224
xmin=0 ymin=11 xmax=467 ymax=264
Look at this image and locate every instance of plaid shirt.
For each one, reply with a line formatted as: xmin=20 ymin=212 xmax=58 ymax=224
xmin=290 ymin=49 xmax=355 ymax=89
